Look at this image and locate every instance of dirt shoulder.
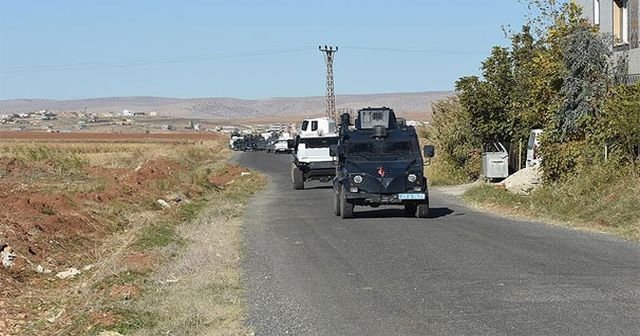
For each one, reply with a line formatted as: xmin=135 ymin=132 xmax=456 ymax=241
xmin=131 ymin=167 xmax=265 ymax=336
xmin=0 ymin=134 xmax=264 ymax=335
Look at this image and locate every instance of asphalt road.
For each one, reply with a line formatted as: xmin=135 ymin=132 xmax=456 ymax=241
xmin=238 ymin=151 xmax=640 ymax=336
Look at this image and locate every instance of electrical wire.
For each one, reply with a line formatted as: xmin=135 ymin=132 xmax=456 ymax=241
xmin=0 ymin=47 xmax=313 ymax=74
xmin=341 ymin=45 xmax=485 ymax=56
xmin=1 ymin=45 xmax=486 ymax=74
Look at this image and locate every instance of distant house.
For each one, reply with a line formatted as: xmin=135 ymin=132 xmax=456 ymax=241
xmin=148 ymin=111 xmax=158 ymax=117
xmin=220 ymin=126 xmax=240 ymax=133
xmin=577 ymin=0 xmax=640 ymax=84
xmin=133 ymin=112 xmax=146 ymax=117
xmin=269 ymin=124 xmax=287 ymax=132
xmin=121 ymin=109 xmax=134 ymax=117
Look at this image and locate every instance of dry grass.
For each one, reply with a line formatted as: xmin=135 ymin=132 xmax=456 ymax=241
xmin=0 ymin=135 xmax=267 ymax=335
xmin=132 ymin=170 xmax=265 ymax=336
xmin=463 ymin=164 xmax=640 ymax=241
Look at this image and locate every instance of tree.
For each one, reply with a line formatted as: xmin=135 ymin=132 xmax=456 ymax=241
xmin=555 ymin=25 xmax=612 ymax=140
xmin=431 ymin=97 xmax=481 ymax=180
xmin=456 ymin=47 xmax=515 ymax=145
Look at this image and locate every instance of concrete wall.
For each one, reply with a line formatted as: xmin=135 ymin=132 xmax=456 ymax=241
xmin=575 ymin=0 xmax=640 ymax=75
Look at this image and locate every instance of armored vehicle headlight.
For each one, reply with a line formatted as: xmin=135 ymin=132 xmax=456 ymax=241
xmin=407 ymin=174 xmax=417 ymax=183
xmin=353 ymin=175 xmax=363 ymax=184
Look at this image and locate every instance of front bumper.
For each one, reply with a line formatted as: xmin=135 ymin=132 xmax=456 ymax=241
xmin=344 ymin=191 xmax=429 ymax=205
xmin=294 ymin=160 xmax=336 ymax=179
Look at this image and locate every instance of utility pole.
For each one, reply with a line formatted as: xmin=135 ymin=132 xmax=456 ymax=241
xmin=319 ymin=45 xmax=338 ymax=122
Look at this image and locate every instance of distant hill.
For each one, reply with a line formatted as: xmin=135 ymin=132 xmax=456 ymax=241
xmin=0 ymin=91 xmax=454 ymax=120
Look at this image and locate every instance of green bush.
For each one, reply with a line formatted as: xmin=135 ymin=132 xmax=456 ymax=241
xmin=598 ymin=83 xmax=640 ymax=172
xmin=428 ymin=97 xmax=481 ymax=182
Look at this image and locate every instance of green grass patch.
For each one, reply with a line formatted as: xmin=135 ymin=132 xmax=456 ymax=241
xmin=426 ymin=158 xmax=476 ymax=186
xmin=135 ymin=222 xmax=178 ymax=250
xmin=179 ymin=199 xmax=208 ymax=222
xmin=92 ymin=270 xmax=146 ymax=292
xmin=463 ymin=164 xmax=640 ymax=240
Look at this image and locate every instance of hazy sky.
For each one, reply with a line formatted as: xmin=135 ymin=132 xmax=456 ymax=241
xmin=0 ymin=0 xmax=529 ymax=100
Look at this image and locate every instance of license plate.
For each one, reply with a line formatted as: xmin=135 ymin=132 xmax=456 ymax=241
xmin=398 ymin=193 xmax=426 ymax=200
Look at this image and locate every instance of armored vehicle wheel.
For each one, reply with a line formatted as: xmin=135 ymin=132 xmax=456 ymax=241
xmin=292 ymin=164 xmax=304 ymax=190
xmin=340 ymin=187 xmax=354 ymax=219
xmin=416 ymin=204 xmax=430 ymax=218
xmin=334 ymin=190 xmax=341 ymax=216
xmin=404 ymin=204 xmax=417 ymax=217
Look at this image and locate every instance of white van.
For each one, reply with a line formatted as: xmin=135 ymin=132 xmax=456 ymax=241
xmin=526 ymin=129 xmax=544 ymax=168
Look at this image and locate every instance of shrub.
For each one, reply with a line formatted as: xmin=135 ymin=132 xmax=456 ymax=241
xmin=598 ymin=83 xmax=640 ymax=173
xmin=428 ymin=97 xmax=481 ymax=182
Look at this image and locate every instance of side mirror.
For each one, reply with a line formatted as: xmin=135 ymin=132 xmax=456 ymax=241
xmin=423 ymin=145 xmax=435 ymax=158
xmin=329 ymin=144 xmax=338 ymax=157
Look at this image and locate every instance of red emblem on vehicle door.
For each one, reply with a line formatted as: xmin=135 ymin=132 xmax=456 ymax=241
xmin=377 ymin=167 xmax=385 ymax=177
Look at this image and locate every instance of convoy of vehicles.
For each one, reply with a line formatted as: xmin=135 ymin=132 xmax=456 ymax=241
xmin=228 ymin=107 xmax=435 ymax=219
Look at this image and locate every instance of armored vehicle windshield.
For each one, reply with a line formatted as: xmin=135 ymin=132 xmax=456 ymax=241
xmin=345 ymin=139 xmax=420 ymax=160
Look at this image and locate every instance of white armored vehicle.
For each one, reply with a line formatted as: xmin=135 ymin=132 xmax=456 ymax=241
xmin=291 ymin=117 xmax=340 ymax=190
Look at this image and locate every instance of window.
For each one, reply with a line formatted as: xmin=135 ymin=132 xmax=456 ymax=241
xmin=300 ymin=137 xmax=338 ymax=148
xmin=347 ymin=142 xmax=376 ymax=155
xmin=613 ymin=0 xmax=629 ymax=44
xmin=594 ymin=0 xmax=600 ymax=25
xmin=383 ymin=141 xmax=414 ymax=154
xmin=311 ymin=120 xmax=318 ymax=131
xmin=301 ymin=120 xmax=309 ymax=131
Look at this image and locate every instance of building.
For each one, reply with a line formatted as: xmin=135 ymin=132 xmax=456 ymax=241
xmin=576 ymin=0 xmax=640 ymax=84
xmin=268 ymin=123 xmax=288 ymax=132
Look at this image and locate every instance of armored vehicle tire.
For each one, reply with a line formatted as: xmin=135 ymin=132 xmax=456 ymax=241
xmin=292 ymin=164 xmax=304 ymax=190
xmin=340 ymin=187 xmax=354 ymax=219
xmin=404 ymin=204 xmax=417 ymax=217
xmin=333 ymin=190 xmax=341 ymax=216
xmin=416 ymin=204 xmax=430 ymax=218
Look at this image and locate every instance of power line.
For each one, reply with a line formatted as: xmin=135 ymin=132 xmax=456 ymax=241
xmin=0 ymin=47 xmax=312 ymax=74
xmin=341 ymin=45 xmax=485 ymax=56
xmin=1 ymin=45 xmax=488 ymax=75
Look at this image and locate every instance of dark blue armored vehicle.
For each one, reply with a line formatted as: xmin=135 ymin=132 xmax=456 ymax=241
xmin=331 ymin=107 xmax=434 ymax=218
